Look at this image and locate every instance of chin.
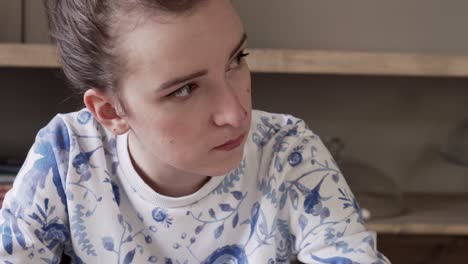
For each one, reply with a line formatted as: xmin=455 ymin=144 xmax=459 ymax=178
xmin=208 ymin=149 xmax=245 ymax=176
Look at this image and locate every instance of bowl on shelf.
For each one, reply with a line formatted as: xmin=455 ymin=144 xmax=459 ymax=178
xmin=324 ymin=137 xmax=407 ymax=220
xmin=441 ymin=117 xmax=468 ymax=167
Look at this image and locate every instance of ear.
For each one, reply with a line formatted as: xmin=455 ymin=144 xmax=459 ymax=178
xmin=83 ymin=89 xmax=130 ymax=135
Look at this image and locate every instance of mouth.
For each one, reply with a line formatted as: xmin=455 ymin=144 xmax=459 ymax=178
xmin=214 ymin=133 xmax=246 ymax=151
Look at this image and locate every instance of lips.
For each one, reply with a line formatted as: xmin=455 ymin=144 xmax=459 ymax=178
xmin=214 ymin=133 xmax=246 ymax=151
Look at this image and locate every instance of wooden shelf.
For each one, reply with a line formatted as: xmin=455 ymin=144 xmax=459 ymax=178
xmin=3 ymin=44 xmax=468 ymax=76
xmin=247 ymin=49 xmax=468 ymax=77
xmin=0 ymin=43 xmax=58 ymax=68
xmin=366 ymin=194 xmax=468 ymax=236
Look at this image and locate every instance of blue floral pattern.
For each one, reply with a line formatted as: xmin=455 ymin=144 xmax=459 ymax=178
xmin=0 ymin=109 xmax=389 ymax=263
xmin=202 ymin=244 xmax=248 ymax=264
xmin=152 ymin=208 xmax=173 ymax=228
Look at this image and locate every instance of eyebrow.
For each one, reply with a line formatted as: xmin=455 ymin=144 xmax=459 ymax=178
xmin=158 ymin=32 xmax=248 ymax=91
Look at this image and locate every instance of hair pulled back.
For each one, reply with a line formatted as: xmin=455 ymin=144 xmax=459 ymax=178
xmin=43 ymin=0 xmax=205 ymax=94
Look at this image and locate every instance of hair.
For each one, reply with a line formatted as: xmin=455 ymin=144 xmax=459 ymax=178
xmin=43 ymin=0 xmax=207 ymax=97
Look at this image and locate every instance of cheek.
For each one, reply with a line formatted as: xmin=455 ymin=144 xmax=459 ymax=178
xmin=150 ymin=120 xmax=211 ymax=167
xmin=243 ymin=74 xmax=252 ymax=94
xmin=243 ymin=78 xmax=252 ymax=110
xmin=148 ymin=118 xmax=203 ymax=150
xmin=233 ymin=68 xmax=252 ymax=106
xmin=152 ymin=121 xmax=184 ymax=145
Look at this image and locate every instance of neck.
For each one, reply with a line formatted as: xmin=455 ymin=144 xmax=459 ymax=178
xmin=127 ymin=133 xmax=210 ymax=198
xmin=136 ymin=165 xmax=210 ymax=197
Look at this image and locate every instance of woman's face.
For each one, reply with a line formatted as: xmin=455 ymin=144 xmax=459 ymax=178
xmin=117 ymin=0 xmax=252 ymax=177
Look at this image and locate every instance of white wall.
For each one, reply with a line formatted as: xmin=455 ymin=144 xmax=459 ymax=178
xmin=0 ymin=0 xmax=21 ymax=42
xmin=234 ymin=0 xmax=468 ymax=54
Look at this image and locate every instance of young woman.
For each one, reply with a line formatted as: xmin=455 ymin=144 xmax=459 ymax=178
xmin=0 ymin=0 xmax=389 ymax=263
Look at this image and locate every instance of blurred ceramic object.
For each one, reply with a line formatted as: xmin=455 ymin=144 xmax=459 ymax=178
xmin=440 ymin=118 xmax=468 ymax=167
xmin=325 ymin=137 xmax=406 ymax=220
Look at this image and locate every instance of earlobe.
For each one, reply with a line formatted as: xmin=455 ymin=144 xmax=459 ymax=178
xmin=83 ymin=89 xmax=130 ymax=135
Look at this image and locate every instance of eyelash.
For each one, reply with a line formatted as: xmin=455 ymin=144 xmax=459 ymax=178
xmin=234 ymin=50 xmax=250 ymax=66
xmin=170 ymin=83 xmax=197 ymax=98
xmin=168 ymin=50 xmax=250 ymax=99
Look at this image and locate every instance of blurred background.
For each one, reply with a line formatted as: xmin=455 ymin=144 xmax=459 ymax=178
xmin=1 ymin=0 xmax=468 ymax=262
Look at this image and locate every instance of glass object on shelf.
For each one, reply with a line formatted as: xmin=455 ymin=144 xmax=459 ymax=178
xmin=324 ymin=137 xmax=406 ymax=220
xmin=441 ymin=117 xmax=468 ymax=167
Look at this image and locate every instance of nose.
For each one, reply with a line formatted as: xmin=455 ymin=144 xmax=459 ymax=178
xmin=212 ymin=85 xmax=247 ymax=129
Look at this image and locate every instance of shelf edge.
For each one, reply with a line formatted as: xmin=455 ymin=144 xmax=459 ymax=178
xmin=366 ymin=223 xmax=468 ymax=236
xmin=0 ymin=43 xmax=59 ymax=68
xmin=3 ymin=44 xmax=468 ymax=77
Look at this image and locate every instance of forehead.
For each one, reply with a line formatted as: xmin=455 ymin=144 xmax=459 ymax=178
xmin=117 ymin=0 xmax=244 ymax=77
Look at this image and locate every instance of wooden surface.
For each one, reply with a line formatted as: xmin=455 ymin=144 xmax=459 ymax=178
xmin=366 ymin=193 xmax=468 ymax=236
xmin=4 ymin=44 xmax=468 ymax=77
xmin=246 ymin=49 xmax=468 ymax=77
xmin=0 ymin=184 xmax=12 ymax=208
xmin=377 ymin=234 xmax=468 ymax=264
xmin=0 ymin=44 xmax=58 ymax=68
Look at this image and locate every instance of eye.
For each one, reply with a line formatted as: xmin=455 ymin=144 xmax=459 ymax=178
xmin=169 ymin=83 xmax=197 ymax=98
xmin=229 ymin=50 xmax=250 ymax=70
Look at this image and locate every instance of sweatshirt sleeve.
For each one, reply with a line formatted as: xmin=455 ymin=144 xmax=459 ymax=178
xmin=274 ymin=117 xmax=390 ymax=264
xmin=0 ymin=116 xmax=70 ymax=264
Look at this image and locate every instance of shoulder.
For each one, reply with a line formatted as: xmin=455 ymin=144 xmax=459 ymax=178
xmin=251 ymin=109 xmax=316 ymax=140
xmin=248 ymin=109 xmax=335 ymax=178
xmin=56 ymin=107 xmax=116 ymax=165
xmin=58 ymin=108 xmax=109 ymax=136
xmin=35 ymin=108 xmax=115 ymax=178
xmin=34 ymin=113 xmax=71 ymax=153
xmin=34 ymin=108 xmax=110 ymax=151
xmin=249 ymin=109 xmax=322 ymax=155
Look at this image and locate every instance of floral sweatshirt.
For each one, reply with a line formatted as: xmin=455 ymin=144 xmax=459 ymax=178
xmin=0 ymin=108 xmax=390 ymax=264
